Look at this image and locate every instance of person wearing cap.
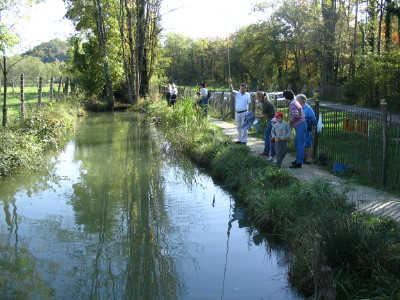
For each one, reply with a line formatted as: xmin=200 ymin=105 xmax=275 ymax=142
xmin=254 ymin=91 xmax=276 ymax=157
xmin=283 ymin=90 xmax=306 ymax=168
xmin=271 ymin=111 xmax=291 ymax=168
xmin=296 ymin=94 xmax=316 ymax=164
xmin=229 ymin=79 xmax=252 ymax=145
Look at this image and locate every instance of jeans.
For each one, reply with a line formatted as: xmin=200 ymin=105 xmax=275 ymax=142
xmin=201 ymin=98 xmax=208 ymax=115
xmin=263 ymin=120 xmax=273 ymax=154
xmin=294 ymin=122 xmax=307 ymax=164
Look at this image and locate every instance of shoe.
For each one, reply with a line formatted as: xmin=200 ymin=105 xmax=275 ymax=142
xmin=268 ymin=156 xmax=274 ymax=161
xmin=289 ymin=162 xmax=302 ymax=168
xmin=292 ymin=160 xmax=297 ymax=165
xmin=241 ymin=142 xmax=247 ymax=145
xmin=303 ymin=161 xmax=312 ymax=165
xmin=235 ymin=141 xmax=242 ymax=144
xmin=258 ymin=152 xmax=269 ymax=156
xmin=273 ymin=159 xmax=277 ymax=163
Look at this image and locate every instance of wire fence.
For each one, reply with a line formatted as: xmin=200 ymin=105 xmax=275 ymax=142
xmin=1 ymin=74 xmax=73 ymax=126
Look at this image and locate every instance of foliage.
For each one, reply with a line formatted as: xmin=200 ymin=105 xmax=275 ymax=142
xmin=0 ymin=103 xmax=76 ymax=177
xmin=7 ymin=55 xmax=64 ymax=80
xmin=22 ymin=39 xmax=69 ymax=63
xmin=0 ymin=0 xmax=44 ymax=52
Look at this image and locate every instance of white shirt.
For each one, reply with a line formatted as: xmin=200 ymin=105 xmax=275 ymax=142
xmin=200 ymin=87 xmax=207 ymax=98
xmin=233 ymin=91 xmax=251 ymax=112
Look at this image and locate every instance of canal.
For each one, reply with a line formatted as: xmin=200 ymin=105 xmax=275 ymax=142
xmin=0 ymin=112 xmax=301 ymax=299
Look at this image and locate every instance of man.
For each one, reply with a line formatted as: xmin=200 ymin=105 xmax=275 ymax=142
xmin=229 ymin=80 xmax=251 ymax=145
xmin=296 ymin=94 xmax=316 ymax=164
xmin=283 ymin=90 xmax=307 ymax=168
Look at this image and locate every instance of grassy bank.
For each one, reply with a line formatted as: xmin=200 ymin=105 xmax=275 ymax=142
xmin=0 ymin=100 xmax=81 ymax=178
xmin=141 ymin=97 xmax=400 ymax=299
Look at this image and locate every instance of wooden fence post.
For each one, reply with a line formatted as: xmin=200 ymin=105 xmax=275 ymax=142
xmin=20 ymin=74 xmax=25 ymax=120
xmin=229 ymin=93 xmax=235 ymax=119
xmin=381 ymin=99 xmax=388 ymax=186
xmin=320 ymin=266 xmax=336 ymax=300
xmin=2 ymin=56 xmax=8 ymax=127
xmin=313 ymin=233 xmax=322 ymax=299
xmin=63 ymin=76 xmax=70 ymax=97
xmin=57 ymin=76 xmax=63 ymax=101
xmin=38 ymin=76 xmax=43 ymax=104
xmin=50 ymin=77 xmax=54 ymax=102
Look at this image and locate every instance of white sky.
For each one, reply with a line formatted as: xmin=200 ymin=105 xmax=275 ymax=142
xmin=161 ymin=0 xmax=264 ymax=39
xmin=7 ymin=0 xmax=265 ymax=55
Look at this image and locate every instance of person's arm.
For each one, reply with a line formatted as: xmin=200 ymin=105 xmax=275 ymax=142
xmin=310 ymin=108 xmax=317 ymax=125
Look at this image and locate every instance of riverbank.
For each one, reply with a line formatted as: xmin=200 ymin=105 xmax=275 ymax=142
xmin=142 ymin=99 xmax=400 ymax=299
xmin=210 ymin=118 xmax=400 ymax=223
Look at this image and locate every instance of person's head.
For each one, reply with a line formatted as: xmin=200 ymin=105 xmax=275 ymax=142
xmin=271 ymin=117 xmax=277 ymax=124
xmin=255 ymin=91 xmax=264 ymax=102
xmin=296 ymin=94 xmax=307 ymax=106
xmin=199 ymin=82 xmax=206 ymax=88
xmin=239 ymin=83 xmax=247 ymax=94
xmin=283 ymin=90 xmax=295 ymax=101
xmin=275 ymin=111 xmax=284 ymax=122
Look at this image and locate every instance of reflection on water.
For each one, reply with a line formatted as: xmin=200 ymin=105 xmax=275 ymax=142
xmin=0 ymin=112 xmax=301 ymax=299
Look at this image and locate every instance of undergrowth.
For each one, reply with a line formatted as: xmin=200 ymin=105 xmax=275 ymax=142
xmin=0 ymin=102 xmax=77 ymax=177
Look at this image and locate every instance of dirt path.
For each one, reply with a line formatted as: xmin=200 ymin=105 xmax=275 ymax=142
xmin=211 ymin=118 xmax=400 ymax=223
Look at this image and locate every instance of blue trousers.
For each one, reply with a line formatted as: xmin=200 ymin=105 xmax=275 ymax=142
xmin=294 ymin=122 xmax=307 ymax=164
xmin=263 ymin=120 xmax=273 ymax=154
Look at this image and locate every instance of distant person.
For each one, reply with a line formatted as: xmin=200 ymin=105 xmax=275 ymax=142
xmin=296 ymin=94 xmax=316 ymax=164
xmin=284 ymin=90 xmax=306 ymax=168
xmin=271 ymin=111 xmax=291 ymax=168
xmin=269 ymin=117 xmax=278 ymax=162
xmin=165 ymin=83 xmax=171 ymax=105
xmin=199 ymin=82 xmax=209 ymax=115
xmin=168 ymin=82 xmax=178 ymax=106
xmin=254 ymin=91 xmax=276 ymax=157
xmin=229 ymin=79 xmax=251 ymax=145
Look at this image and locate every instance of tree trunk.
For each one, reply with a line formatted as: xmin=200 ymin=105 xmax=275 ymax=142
xmin=93 ymin=0 xmax=115 ymax=109
xmin=321 ymin=0 xmax=337 ymax=98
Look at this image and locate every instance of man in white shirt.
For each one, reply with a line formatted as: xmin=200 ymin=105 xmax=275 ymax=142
xmin=229 ymin=80 xmax=251 ymax=144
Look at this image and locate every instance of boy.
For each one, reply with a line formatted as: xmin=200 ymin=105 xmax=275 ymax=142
xmin=271 ymin=111 xmax=292 ymax=168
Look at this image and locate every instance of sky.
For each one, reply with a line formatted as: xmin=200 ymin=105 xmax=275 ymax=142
xmin=7 ymin=0 xmax=265 ymax=55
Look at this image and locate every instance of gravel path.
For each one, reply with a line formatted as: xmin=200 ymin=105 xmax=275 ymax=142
xmin=211 ymin=118 xmax=400 ymax=223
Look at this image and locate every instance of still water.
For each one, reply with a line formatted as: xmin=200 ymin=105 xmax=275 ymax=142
xmin=0 ymin=112 xmax=301 ymax=300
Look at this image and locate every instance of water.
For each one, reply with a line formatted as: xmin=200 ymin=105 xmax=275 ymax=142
xmin=0 ymin=112 xmax=301 ymax=299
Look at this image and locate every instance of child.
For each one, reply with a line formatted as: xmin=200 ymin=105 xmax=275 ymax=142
xmin=268 ymin=117 xmax=277 ymax=162
xmin=271 ymin=111 xmax=292 ymax=168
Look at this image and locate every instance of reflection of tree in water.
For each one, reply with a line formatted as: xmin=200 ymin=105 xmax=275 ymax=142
xmin=0 ymin=146 xmax=67 ymax=298
xmin=0 ymin=246 xmax=54 ymax=298
xmin=69 ymin=113 xmax=180 ymax=299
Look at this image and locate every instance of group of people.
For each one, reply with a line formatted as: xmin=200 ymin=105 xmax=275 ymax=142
xmin=229 ymin=79 xmax=316 ymax=168
xmin=166 ymin=81 xmax=210 ymax=115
